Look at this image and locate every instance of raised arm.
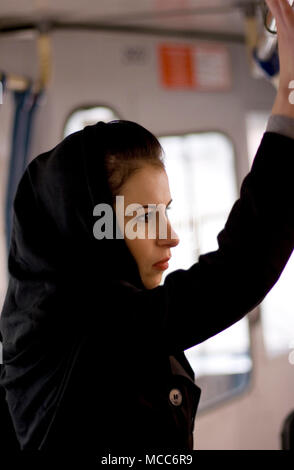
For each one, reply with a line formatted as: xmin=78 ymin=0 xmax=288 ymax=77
xmin=118 ymin=1 xmax=294 ymax=354
xmin=117 ymin=127 xmax=294 ymax=355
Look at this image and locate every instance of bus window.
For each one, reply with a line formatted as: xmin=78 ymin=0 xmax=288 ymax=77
xmin=159 ymin=131 xmax=252 ymax=411
xmin=63 ymin=105 xmax=119 ymax=138
xmin=246 ymin=111 xmax=294 ymax=359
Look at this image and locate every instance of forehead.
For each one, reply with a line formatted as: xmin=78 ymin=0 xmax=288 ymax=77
xmin=121 ymin=165 xmax=171 ymax=205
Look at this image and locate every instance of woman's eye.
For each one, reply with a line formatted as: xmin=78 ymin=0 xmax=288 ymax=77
xmin=137 ymin=207 xmax=172 ymax=223
xmin=137 ymin=212 xmax=151 ymax=223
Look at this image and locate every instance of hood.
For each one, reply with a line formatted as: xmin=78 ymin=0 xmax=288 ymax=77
xmin=0 ymin=121 xmax=145 ymax=361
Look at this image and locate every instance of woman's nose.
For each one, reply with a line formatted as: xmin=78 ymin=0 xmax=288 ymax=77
xmin=157 ymin=218 xmax=180 ymax=247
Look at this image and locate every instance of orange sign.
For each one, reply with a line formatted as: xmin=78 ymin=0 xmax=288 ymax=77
xmin=159 ymin=45 xmax=195 ymax=88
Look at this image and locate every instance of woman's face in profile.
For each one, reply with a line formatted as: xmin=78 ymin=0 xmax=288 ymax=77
xmin=116 ymin=164 xmax=180 ymax=289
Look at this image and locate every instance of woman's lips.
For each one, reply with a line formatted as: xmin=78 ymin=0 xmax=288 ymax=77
xmin=152 ymin=258 xmax=170 ymax=271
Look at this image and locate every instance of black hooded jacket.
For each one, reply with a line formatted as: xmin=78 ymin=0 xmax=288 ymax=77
xmin=0 ymin=121 xmax=294 ymax=453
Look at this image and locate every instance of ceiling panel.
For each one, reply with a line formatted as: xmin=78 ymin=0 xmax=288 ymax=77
xmin=0 ymin=0 xmax=262 ymax=37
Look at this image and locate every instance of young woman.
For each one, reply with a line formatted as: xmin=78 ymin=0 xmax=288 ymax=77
xmin=0 ymin=0 xmax=294 ymax=454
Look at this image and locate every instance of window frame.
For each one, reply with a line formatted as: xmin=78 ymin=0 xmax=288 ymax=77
xmin=63 ymin=106 xmax=253 ymax=412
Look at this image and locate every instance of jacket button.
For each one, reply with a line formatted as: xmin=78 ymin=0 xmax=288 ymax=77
xmin=169 ymin=388 xmax=182 ymax=406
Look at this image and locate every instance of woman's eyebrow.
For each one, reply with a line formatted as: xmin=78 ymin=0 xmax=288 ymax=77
xmin=140 ymin=199 xmax=173 ymax=209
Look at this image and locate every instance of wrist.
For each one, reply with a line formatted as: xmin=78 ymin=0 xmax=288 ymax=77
xmin=266 ymin=114 xmax=294 ymax=140
xmin=272 ymin=84 xmax=294 ymax=119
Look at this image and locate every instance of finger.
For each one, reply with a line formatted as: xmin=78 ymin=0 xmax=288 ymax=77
xmin=265 ymin=0 xmax=283 ymax=18
xmin=279 ymin=0 xmax=294 ymax=29
xmin=265 ymin=0 xmax=287 ymax=33
xmin=280 ymin=0 xmax=294 ymax=12
xmin=267 ymin=0 xmax=293 ymax=24
xmin=265 ymin=0 xmax=285 ymax=27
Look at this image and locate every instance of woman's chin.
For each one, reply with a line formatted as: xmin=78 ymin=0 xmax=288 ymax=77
xmin=143 ymin=274 xmax=162 ymax=290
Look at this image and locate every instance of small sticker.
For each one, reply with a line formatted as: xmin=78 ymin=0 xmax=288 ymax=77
xmin=122 ymin=46 xmax=149 ymax=65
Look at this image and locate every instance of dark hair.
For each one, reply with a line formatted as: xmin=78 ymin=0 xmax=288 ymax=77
xmin=103 ymin=120 xmax=165 ymax=201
